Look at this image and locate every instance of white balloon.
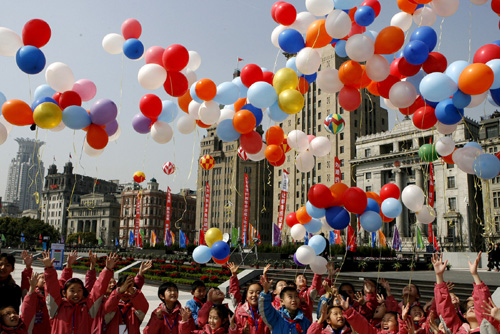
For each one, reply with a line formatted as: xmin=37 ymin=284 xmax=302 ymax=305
xmin=466 ymin=92 xmax=488 ymax=108
xmin=346 ymin=34 xmax=374 ymax=62
xmin=188 ymin=100 xmax=202 ymax=120
xmin=401 ymin=185 xmax=425 ymax=212
xmin=383 ymin=98 xmax=398 ymax=110
xmin=412 ymin=7 xmax=436 ymax=27
xmin=366 ymin=55 xmax=390 ymax=82
xmin=271 ymin=25 xmax=288 ymax=48
xmin=109 ymin=125 xmax=121 ymax=142
xmin=306 ymin=0 xmax=334 ymax=16
xmin=310 ymin=256 xmax=328 ymax=275
xmin=317 ymin=68 xmax=343 ymax=94
xmin=436 ymin=121 xmax=457 ymax=135
xmin=151 ymin=121 xmax=173 ymax=144
xmin=184 ymin=68 xmax=198 ymax=87
xmin=296 ymin=151 xmax=315 ymax=172
xmin=0 ymin=27 xmax=23 ymax=57
xmin=0 ymin=122 xmax=7 ymax=145
xmin=389 ymin=81 xmax=417 ymax=108
xmin=453 ymin=147 xmax=481 ymax=174
xmin=199 ymin=101 xmax=221 ymax=125
xmin=138 ymin=64 xmax=167 ymax=90
xmin=309 ymin=136 xmax=331 ymax=157
xmin=50 ymin=121 xmax=66 ymax=132
xmin=176 ymin=114 xmax=196 ymax=134
xmin=102 ymin=33 xmax=125 ymax=55
xmin=0 ymin=116 xmax=13 ymax=134
xmin=247 ymin=144 xmax=267 ymax=161
xmin=321 ymin=217 xmax=333 ymax=232
xmin=430 ymin=0 xmax=459 ymax=17
xmin=45 ymin=62 xmax=75 ymax=93
xmin=290 ymin=12 xmax=317 ymax=34
xmin=291 ymin=224 xmax=306 ymax=240
xmin=391 ymin=12 xmax=413 ymax=32
xmin=186 ymin=51 xmax=201 ymax=71
xmin=295 ymin=245 xmax=316 ymax=265
xmin=296 ymin=48 xmax=321 ymax=75
xmin=416 ymin=206 xmax=436 ymax=224
xmin=435 ymin=136 xmax=455 ymax=156
xmin=325 ymin=10 xmax=352 ymax=39
xmin=83 ymin=140 xmax=104 ymax=157
xmin=218 ymin=108 xmax=235 ymax=124
xmin=287 ymin=130 xmax=309 ymax=152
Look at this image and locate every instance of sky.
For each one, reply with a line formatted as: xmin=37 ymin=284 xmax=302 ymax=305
xmin=0 ymin=0 xmax=499 ymax=197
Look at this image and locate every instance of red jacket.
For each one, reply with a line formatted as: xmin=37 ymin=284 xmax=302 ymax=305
xmin=0 ymin=292 xmax=38 ymax=334
xmin=306 ymin=322 xmax=351 ymax=334
xmin=233 ymin=301 xmax=270 ymax=334
xmin=179 ymin=322 xmax=238 ymax=334
xmin=343 ymin=308 xmax=398 ymax=334
xmin=101 ymin=288 xmax=149 ymax=334
xmin=298 ymin=274 xmax=322 ymax=322
xmin=143 ymin=302 xmax=193 ymax=334
xmin=197 ymin=301 xmax=230 ymax=329
xmin=44 ymin=266 xmax=113 ymax=334
xmin=19 ymin=267 xmax=51 ymax=334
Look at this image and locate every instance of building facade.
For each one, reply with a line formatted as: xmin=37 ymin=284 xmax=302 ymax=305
xmin=4 ymin=138 xmax=45 ymax=212
xmin=352 ymin=118 xmax=483 ymax=251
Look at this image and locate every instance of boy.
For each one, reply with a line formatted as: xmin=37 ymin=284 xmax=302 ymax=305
xmin=186 ymin=280 xmax=207 ymax=326
xmin=0 ymin=253 xmax=22 ymax=313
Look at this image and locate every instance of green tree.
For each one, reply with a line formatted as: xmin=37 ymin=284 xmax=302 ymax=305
xmin=0 ymin=217 xmax=60 ymax=246
xmin=67 ymin=232 xmax=98 ymax=245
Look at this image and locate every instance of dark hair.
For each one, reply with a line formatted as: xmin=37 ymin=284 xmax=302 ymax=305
xmin=286 ymin=281 xmax=297 ymax=290
xmin=385 ymin=311 xmax=398 ymax=321
xmin=0 ymin=253 xmax=15 ymax=269
xmin=240 ymin=282 xmax=263 ymax=305
xmin=407 ymin=283 xmax=420 ymax=298
xmin=409 ymin=304 xmax=424 ymax=314
xmin=295 ymin=274 xmax=307 ymax=283
xmin=0 ymin=305 xmax=17 ymax=314
xmin=273 ymin=280 xmax=287 ymax=290
xmin=339 ymin=283 xmax=355 ymax=301
xmin=280 ymin=286 xmax=297 ymax=299
xmin=327 ymin=305 xmax=343 ymax=314
xmin=191 ymin=280 xmax=206 ymax=293
xmin=339 ymin=282 xmax=355 ymax=292
xmin=158 ymin=282 xmax=178 ymax=301
xmin=116 ymin=275 xmax=139 ymax=291
xmin=63 ymin=278 xmax=89 ymax=298
xmin=210 ymin=304 xmax=230 ymax=323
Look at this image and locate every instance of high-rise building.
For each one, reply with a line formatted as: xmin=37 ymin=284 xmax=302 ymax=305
xmin=4 ymin=138 xmax=45 ymax=212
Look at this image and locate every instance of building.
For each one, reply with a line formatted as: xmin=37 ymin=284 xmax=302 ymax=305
xmin=67 ymin=193 xmax=121 ymax=246
xmin=352 ymin=117 xmax=483 ymax=251
xmin=40 ymin=161 xmax=118 ymax=238
xmin=272 ymin=47 xmax=388 ymax=242
xmin=119 ymin=179 xmax=197 ymax=247
xmin=4 ymin=138 xmax=45 ymax=212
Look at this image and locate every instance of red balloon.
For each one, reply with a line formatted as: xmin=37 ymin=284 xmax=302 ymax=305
xmin=162 ymin=44 xmax=189 ymax=72
xmin=380 ymin=183 xmax=400 ymax=201
xmin=492 ymin=0 xmax=500 ymax=15
xmin=87 ymin=124 xmax=109 ymax=150
xmin=270 ymin=153 xmax=286 ymax=167
xmin=22 ymin=19 xmax=51 ymax=48
xmin=240 ymin=131 xmax=263 ymax=154
xmin=145 ymin=46 xmax=165 ymax=66
xmin=286 ymin=212 xmax=300 ymax=228
xmin=212 ymin=255 xmax=230 ymax=265
xmin=348 ymin=22 xmax=366 ymax=37
xmin=342 ymin=187 xmax=367 ymax=214
xmin=473 ymin=44 xmax=500 ymax=64
xmin=308 ymin=184 xmax=335 ymax=209
xmin=398 ymin=57 xmax=421 ymax=77
xmin=399 ymin=95 xmax=424 ymax=116
xmin=274 ymin=2 xmax=297 ymax=26
xmin=271 ymin=1 xmax=286 ymax=21
xmin=422 ymin=52 xmax=447 ymax=74
xmin=377 ymin=75 xmax=400 ymax=99
xmin=140 ymin=94 xmax=162 ymax=119
xmin=240 ymin=64 xmax=263 ymax=88
xmin=263 ymin=71 xmax=274 ymax=85
xmin=412 ymin=105 xmax=437 ymax=130
xmin=121 ymin=18 xmax=142 ymax=40
xmin=164 ymin=71 xmax=188 ymax=97
xmin=390 ymin=58 xmax=404 ymax=79
xmin=52 ymin=92 xmax=62 ymax=105
xmin=361 ymin=0 xmax=381 ymax=16
xmin=59 ymin=91 xmax=82 ymax=109
xmin=338 ymin=86 xmax=361 ymax=111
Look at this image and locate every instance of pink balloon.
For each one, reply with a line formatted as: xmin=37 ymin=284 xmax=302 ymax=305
xmin=121 ymin=18 xmax=142 ymax=39
xmin=339 ymin=86 xmax=361 ymax=111
xmin=307 ymin=135 xmax=316 ymax=143
xmin=72 ymin=79 xmax=97 ymax=102
xmin=145 ymin=46 xmax=165 ymax=66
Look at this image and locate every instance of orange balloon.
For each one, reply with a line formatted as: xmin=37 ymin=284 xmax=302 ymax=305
xmin=297 ymin=77 xmax=309 ymax=94
xmin=339 ymin=60 xmax=363 ymax=86
xmin=366 ymin=80 xmax=380 ymax=96
xmin=366 ymin=191 xmax=382 ymax=205
xmin=195 ymin=79 xmax=217 ymax=101
xmin=397 ymin=0 xmax=417 ymax=13
xmin=265 ymin=145 xmax=284 ymax=162
xmin=441 ymin=148 xmax=456 ymax=164
xmin=414 ymin=0 xmax=432 ymax=3
xmin=381 ymin=212 xmax=393 ymax=223
xmin=329 ymin=183 xmax=349 ymax=206
xmin=177 ymin=91 xmax=192 ymax=113
xmin=265 ymin=125 xmax=285 ymax=145
xmin=234 ymin=98 xmax=247 ymax=112
xmin=2 ymin=99 xmax=33 ymax=126
xmin=232 ymin=109 xmax=256 ymax=134
xmin=305 ymin=19 xmax=333 ymax=49
xmin=87 ymin=124 xmax=108 ymax=150
xmin=196 ymin=120 xmax=211 ymax=128
xmin=296 ymin=206 xmax=312 ymax=224
xmin=212 ymin=255 xmax=230 ymax=264
xmin=355 ymin=65 xmax=371 ymax=89
xmin=374 ymin=26 xmax=405 ymax=55
xmin=458 ymin=63 xmax=494 ymax=95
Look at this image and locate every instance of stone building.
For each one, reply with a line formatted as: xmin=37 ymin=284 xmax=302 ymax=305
xmin=352 ymin=118 xmax=482 ymax=251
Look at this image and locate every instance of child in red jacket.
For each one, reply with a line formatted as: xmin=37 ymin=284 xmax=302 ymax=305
xmin=308 ymin=303 xmax=352 ymax=334
xmin=179 ymin=304 xmax=238 ymax=334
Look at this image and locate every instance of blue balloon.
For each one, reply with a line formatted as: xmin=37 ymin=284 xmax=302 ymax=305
xmin=247 ymin=82 xmax=277 ymax=109
xmin=306 ymin=201 xmax=326 ymax=218
xmin=364 ymin=198 xmax=380 ymax=214
xmin=32 ymin=97 xmax=58 ymax=111
xmin=279 ymin=29 xmax=305 ymax=54
xmin=410 ymin=26 xmax=437 ymax=52
xmin=190 ymin=83 xmax=203 ymax=103
xmin=308 ymin=235 xmax=326 ymax=255
xmin=491 ymin=87 xmax=500 ymax=106
xmin=303 ymin=72 xmax=317 ymax=84
xmin=62 ymin=105 xmax=92 ymax=130
xmin=435 ymin=99 xmax=464 ymax=125
xmin=0 ymin=91 xmax=6 ymax=112
xmin=486 ymin=59 xmax=500 ymax=90
xmin=360 ymin=211 xmax=382 ymax=232
xmin=406 ymin=70 xmax=425 ymax=95
xmin=242 ymin=104 xmax=263 ymax=126
xmin=217 ymin=119 xmax=241 ymax=142
xmin=474 ymin=154 xmax=500 ymax=180
xmin=286 ymin=57 xmax=300 ymax=74
xmin=16 ymin=46 xmax=46 ymax=75
xmin=363 ymin=30 xmax=378 ymax=42
xmin=335 ymin=40 xmax=347 ymax=58
xmin=419 ymin=72 xmax=458 ymax=102
xmin=34 ymin=84 xmax=56 ymax=101
xmin=334 ymin=0 xmax=361 ymax=10
xmin=193 ymin=245 xmax=212 ymax=264
xmin=381 ymin=198 xmax=402 ymax=219
xmin=211 ymin=241 xmax=230 ymax=260
xmin=304 ymin=218 xmax=322 ymax=233
xmin=452 ymin=90 xmax=471 ymax=109
xmin=325 ymin=206 xmax=350 ymax=230
xmin=445 ymin=60 xmax=469 ymax=84
xmin=157 ymin=101 xmax=178 ymax=123
xmin=232 ymin=77 xmax=248 ymax=98
xmin=403 ymin=40 xmax=429 ymax=65
xmin=267 ymin=101 xmax=289 ymax=122
xmin=464 ymin=142 xmax=482 ymax=151
xmin=123 ymin=38 xmax=144 ymax=60
xmin=488 ymin=91 xmax=500 ymax=107
xmin=424 ymin=99 xmax=438 ymax=108
xmin=354 ymin=6 xmax=375 ymax=27
xmin=214 ymin=82 xmax=240 ymax=105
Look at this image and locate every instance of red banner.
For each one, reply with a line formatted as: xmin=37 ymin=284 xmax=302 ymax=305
xmin=428 ymin=162 xmax=434 ymax=243
xmin=334 ymin=157 xmax=341 ymax=184
xmin=164 ymin=187 xmax=171 ymax=245
xmin=242 ymin=173 xmax=250 ymax=244
xmin=347 ymin=225 xmax=357 ymax=252
xmin=277 ymin=170 xmax=289 ymax=230
xmin=203 ymin=182 xmax=210 ymax=233
xmin=134 ymin=193 xmax=141 ymax=247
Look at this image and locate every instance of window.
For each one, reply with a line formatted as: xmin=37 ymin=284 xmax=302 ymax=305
xmin=382 ymin=118 xmax=385 ymax=125
xmin=365 ymin=148 xmax=371 ymax=157
xmin=366 ymin=186 xmax=372 ymax=192
xmin=495 ymin=216 xmax=500 ymax=233
xmin=486 ymin=125 xmax=499 ymax=138
xmin=366 ymin=172 xmax=372 ymax=179
xmin=318 ymin=176 xmax=321 ymax=183
xmin=318 ymin=125 xmax=322 ymax=132
xmin=340 ymin=159 xmax=344 ymax=167
xmin=354 ymin=120 xmax=358 ymax=127
xmin=447 ymin=176 xmax=456 ymax=188
xmin=318 ymin=100 xmax=322 ymax=107
xmin=340 ymin=146 xmax=344 ymax=153
xmin=318 ymin=163 xmax=322 ymax=170
xmin=448 ymin=197 xmax=457 ymax=211
xmin=318 ymin=113 xmax=322 ymax=120
xmin=340 ymin=109 xmax=344 ymax=114
xmin=297 ymin=118 xmax=301 ymax=125
xmin=341 ymin=173 xmax=344 ymax=180
xmin=340 ymin=133 xmax=344 ymax=140
xmin=494 ymin=192 xmax=500 ymax=208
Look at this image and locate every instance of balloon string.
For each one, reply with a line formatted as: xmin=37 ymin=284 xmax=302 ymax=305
xmin=186 ymin=127 xmax=198 ymax=183
xmin=273 ymin=49 xmax=281 ymax=74
xmin=437 ymin=17 xmax=445 ymax=53
xmin=468 ymin=2 xmax=472 ymax=64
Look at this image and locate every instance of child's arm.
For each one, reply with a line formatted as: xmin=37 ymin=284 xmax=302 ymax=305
xmin=197 ymin=288 xmax=223 ymax=328
xmin=179 ymin=306 xmax=196 ymax=333
xmin=319 ymin=262 xmax=337 ymax=295
xmin=342 ymin=299 xmax=378 ymax=334
xmin=483 ymin=298 xmax=500 ymax=332
xmin=228 ymin=262 xmax=242 ymax=306
xmin=143 ymin=307 xmax=164 ymax=334
xmin=259 ymin=275 xmax=281 ymax=331
xmin=135 ymin=260 xmax=152 ymax=290
xmin=59 ymin=250 xmax=77 ymax=290
xmin=87 ymin=253 xmax=117 ymax=319
xmin=41 ymin=250 xmax=61 ymax=319
xmin=21 ymin=271 xmax=40 ymax=333
xmin=85 ymin=250 xmax=97 ymax=291
xmin=308 ymin=273 xmax=322 ymax=300
xmin=469 ymin=251 xmax=495 ymax=327
xmin=20 ymin=250 xmax=33 ymax=297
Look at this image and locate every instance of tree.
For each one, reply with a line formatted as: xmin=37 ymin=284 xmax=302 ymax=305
xmin=67 ymin=232 xmax=98 ymax=245
xmin=0 ymin=217 xmax=60 ymax=246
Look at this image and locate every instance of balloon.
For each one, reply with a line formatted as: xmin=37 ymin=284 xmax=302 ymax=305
xmin=83 ymin=140 xmax=104 ymax=157
xmin=415 ymin=206 xmax=436 ymax=224
xmin=274 ymin=2 xmax=297 ymax=26
xmin=410 ymin=26 xmax=437 ymax=52
xmin=412 ymin=105 xmax=437 ymax=130
xmin=265 ymin=126 xmax=285 ymax=145
xmin=205 ymin=227 xmax=223 ymax=247
xmin=90 ymin=99 xmax=118 ymax=125
xmin=233 ymin=110 xmax=256 ymax=134
xmin=435 ymin=136 xmax=455 ymax=157
xmin=192 ymin=245 xmax=212 ymax=264
xmin=419 ymin=144 xmax=438 ymax=162
xmin=377 ymin=75 xmax=399 ymax=99
xmin=366 ymin=55 xmax=390 ymax=82
xmin=381 ymin=198 xmax=402 ymax=218
xmin=195 ymin=79 xmax=217 ymax=101
xmin=33 ymin=102 xmax=62 ymax=129
xmin=296 ymin=47 xmax=321 ymax=75
xmin=291 ymin=11 xmax=317 ymax=33
xmin=458 ymin=63 xmax=494 ymax=95
xmin=473 ymin=44 xmax=500 ymax=64
xmin=295 ymin=245 xmax=316 ymax=265
xmin=102 ymin=33 xmax=124 ymax=54
xmin=308 ymin=184 xmax=335 ymax=209
xmin=308 ymin=235 xmax=326 ymax=255
xmin=162 ymin=162 xmax=175 ymax=175
xmin=151 ymin=121 xmax=173 ymax=144
xmin=58 ymin=90 xmax=82 ymax=110
xmin=214 ymin=82 xmax=240 ymax=105
xmin=15 ymin=46 xmax=45 ymax=75
xmin=164 ymin=71 xmax=188 ymax=98
xmin=473 ymin=153 xmax=500 ymax=179
xmin=346 ymin=34 xmax=374 ymax=62
xmin=445 ymin=60 xmax=470 ymax=84
xmin=296 ymin=206 xmax=312 ymax=225
xmin=132 ymin=113 xmax=152 ymax=134
xmin=397 ymin=58 xmax=421 ymax=77
xmin=310 ymin=256 xmax=328 ymax=275
xmin=360 ymin=211 xmax=382 ymax=232
xmin=72 ymin=79 xmax=97 ymax=102
xmin=355 ymin=6 xmax=376 ymax=26
xmin=401 ymin=185 xmax=425 ymax=212
xmin=266 ymin=101 xmax=289 ymax=121
xmin=138 ymin=64 xmax=167 ymax=90
xmin=123 ymin=38 xmax=144 ymax=59
xmin=304 ymin=218 xmax=322 ymax=233
xmin=380 ymin=183 xmax=400 ymax=200
xmin=34 ymin=84 xmax=56 ymax=101
xmin=326 ymin=206 xmax=350 ymax=230
xmin=2 ymin=99 xmax=33 ymax=126
xmin=157 ymin=101 xmax=178 ymax=123
xmin=286 ymin=212 xmax=300 ymax=227
xmin=317 ymin=68 xmax=343 ymax=93
xmin=306 ymin=19 xmax=332 ymax=49
xmin=391 ymin=12 xmax=413 ymax=32
xmin=339 ymin=86 xmax=361 ymax=111
xmin=163 ymin=44 xmax=189 ymax=72
xmin=62 ymin=105 xmax=91 ymax=130
xmin=0 ymin=27 xmax=23 ymax=56
xmin=389 ymin=81 xmax=417 ymax=108
xmin=306 ymin=0 xmax=334 ymax=16
xmin=330 ymin=183 xmax=349 ymax=206
xmin=339 ymin=60 xmax=363 ymax=86
xmin=145 ymin=46 xmax=164 ymax=65
xmin=343 ymin=187 xmax=368 ymax=214
xmin=271 ymin=24 xmax=288 ymax=48
xmin=217 ymin=119 xmax=241 ymax=142
xmin=422 ymin=52 xmax=447 ymax=74
xmin=453 ymin=147 xmax=481 ymax=174
xmin=45 ymin=62 xmax=75 ymax=93
xmin=309 ymin=136 xmax=331 ymax=157
xmin=466 ymin=92 xmax=488 ymax=108
xmin=435 ymin=99 xmax=464 ymax=125
xmin=104 ymin=119 xmax=118 ymax=136
xmin=296 ymin=151 xmax=315 ymax=172
xmin=247 ymin=82 xmax=278 ymax=109
xmin=291 ymin=224 xmax=306 ymax=240
xmin=0 ymin=122 xmax=7 ymax=145
xmin=87 ymin=124 xmax=109 ymax=150
xmin=241 ymin=64 xmax=263 ymax=88
xmin=293 ymin=253 xmax=305 ymax=266
xmin=430 ymin=0 xmax=459 ymax=17
xmin=306 ymin=202 xmax=325 ymax=219
xmin=265 ymin=145 xmax=284 ymax=162
xmin=325 ymin=10 xmax=352 ymax=39
xmin=452 ymin=90 xmax=471 ymax=109
xmin=419 ymin=72 xmax=458 ymax=102
xmin=403 ymin=40 xmax=429 ymax=66
xmin=240 ymin=131 xmax=263 ymax=155
xmin=374 ymin=26 xmax=405 ymax=55
xmin=412 ymin=6 xmax=436 ymax=26
xmin=278 ymin=89 xmax=304 ymax=114
xmin=121 ymin=18 xmax=142 ymax=39
xmin=211 ymin=241 xmax=230 ymax=260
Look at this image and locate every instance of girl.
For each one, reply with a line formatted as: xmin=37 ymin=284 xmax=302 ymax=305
xmin=340 ymin=296 xmax=399 ymax=334
xmin=180 ymin=305 xmax=238 ymax=334
xmin=308 ymin=304 xmax=351 ymax=334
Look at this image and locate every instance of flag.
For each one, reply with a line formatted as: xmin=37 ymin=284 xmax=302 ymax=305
xmin=39 ymin=234 xmax=42 ymax=243
xmin=151 ymin=231 xmax=157 ymax=247
xmin=61 ymin=235 xmax=64 ymax=244
xmin=243 ymin=232 xmax=247 ymax=247
xmin=199 ymin=230 xmax=206 ymax=246
xmin=165 ymin=230 xmax=172 ymax=247
xmin=21 ymin=233 xmax=25 ymax=243
xmin=304 ymin=232 xmax=309 ymax=245
xmin=180 ymin=230 xmax=187 ymax=248
xmin=232 ymin=228 xmax=239 ymax=247
xmin=273 ymin=224 xmax=281 ymax=246
xmin=185 ymin=234 xmax=190 ymax=246
xmin=139 ymin=230 xmax=144 ymax=248
xmin=329 ymin=231 xmax=335 ymax=244
xmin=115 ymin=237 xmax=119 ymax=247
xmin=238 ymin=57 xmax=244 ymax=62
xmin=98 ymin=238 xmax=103 ymax=246
xmin=78 ymin=235 xmax=81 ymax=244
xmin=69 ymin=153 xmax=72 ymax=159
xmin=334 ymin=230 xmax=342 ymax=245
xmin=241 ymin=174 xmax=250 ymax=245
xmin=371 ymin=232 xmax=376 ymax=248
xmin=392 ymin=225 xmax=402 ymax=251
xmin=129 ymin=231 xmax=135 ymax=246
xmin=379 ymin=230 xmax=387 ymax=247
xmin=1 ymin=234 xmax=6 ymax=242
xmin=170 ymin=231 xmax=175 ymax=244
xmin=416 ymin=226 xmax=425 ymax=249
xmin=347 ymin=226 xmax=357 ymax=251
xmin=433 ymin=233 xmax=439 ymax=251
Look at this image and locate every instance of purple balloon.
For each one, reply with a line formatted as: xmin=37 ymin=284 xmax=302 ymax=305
xmin=132 ymin=113 xmax=152 ymax=134
xmin=105 ymin=119 xmax=119 ymax=136
xmin=90 ymin=99 xmax=117 ymax=125
xmin=293 ymin=253 xmax=305 ymax=266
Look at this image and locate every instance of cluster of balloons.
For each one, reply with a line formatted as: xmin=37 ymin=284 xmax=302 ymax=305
xmin=132 ymin=94 xmax=176 ymax=144
xmin=162 ymin=161 xmax=175 ymax=175
xmin=12 ymin=19 xmax=51 ymax=75
xmin=192 ymin=228 xmax=230 ymax=264
xmin=294 ymin=243 xmax=328 ymax=275
xmin=287 ymin=129 xmax=332 ymax=172
xmin=102 ymin=19 xmax=145 ymax=60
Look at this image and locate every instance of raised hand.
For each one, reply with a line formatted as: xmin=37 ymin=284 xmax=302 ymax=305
xmin=318 ymin=302 xmax=328 ymax=323
xmin=445 ymin=281 xmax=455 ymax=291
xmin=379 ymin=278 xmax=392 ymax=296
xmin=468 ymin=252 xmax=482 ymax=284
xmin=402 ymin=302 xmax=410 ymax=320
xmin=242 ymin=322 xmax=250 ymax=334
xmin=322 ymin=280 xmax=332 ymax=296
xmin=354 ymin=291 xmax=366 ymax=305
xmin=67 ymin=250 xmax=78 ymax=268
xmin=483 ymin=298 xmax=500 ymax=322
xmin=179 ymin=306 xmax=192 ymax=322
xmin=105 ymin=253 xmax=119 ymax=271
xmin=119 ymin=275 xmax=134 ymax=294
xmin=261 ymin=275 xmax=273 ymax=294
xmin=376 ymin=293 xmax=385 ymax=305
xmin=227 ymin=262 xmax=240 ymax=277
xmin=22 ymin=250 xmax=33 ymax=269
xmin=229 ymin=313 xmax=237 ymax=330
xmin=28 ymin=271 xmax=39 ymax=293
xmin=155 ymin=308 xmax=163 ymax=319
xmin=326 ymin=262 xmax=337 ymax=278
xmin=139 ymin=260 xmax=153 ymax=276
xmin=89 ymin=250 xmax=97 ymax=270
xmin=262 ymin=263 xmax=271 ymax=280
xmin=404 ymin=318 xmax=416 ymax=334
xmin=431 ymin=253 xmax=447 ymax=283
xmin=338 ymin=294 xmax=350 ymax=310
xmin=39 ymin=250 xmax=55 ymax=268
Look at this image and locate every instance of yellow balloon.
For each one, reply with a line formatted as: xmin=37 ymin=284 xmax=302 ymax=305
xmin=205 ymin=227 xmax=223 ymax=247
xmin=273 ymin=68 xmax=299 ymax=94
xmin=33 ymin=102 xmax=62 ymax=129
xmin=278 ymin=89 xmax=304 ymax=114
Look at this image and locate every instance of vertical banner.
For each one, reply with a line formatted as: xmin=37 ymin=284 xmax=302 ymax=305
xmin=203 ymin=182 xmax=210 ymax=233
xmin=334 ymin=157 xmax=341 ymax=184
xmin=428 ymin=162 xmax=434 ymax=243
xmin=134 ymin=192 xmax=141 ymax=247
xmin=277 ymin=170 xmax=289 ymax=230
xmin=164 ymin=187 xmax=172 ymax=245
xmin=241 ymin=173 xmax=250 ymax=244
xmin=273 ymin=224 xmax=281 ymax=246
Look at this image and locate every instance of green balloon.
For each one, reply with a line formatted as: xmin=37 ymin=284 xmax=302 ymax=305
xmin=418 ymin=144 xmax=438 ymax=162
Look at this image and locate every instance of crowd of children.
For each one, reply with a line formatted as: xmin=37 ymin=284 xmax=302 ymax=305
xmin=0 ymin=251 xmax=500 ymax=334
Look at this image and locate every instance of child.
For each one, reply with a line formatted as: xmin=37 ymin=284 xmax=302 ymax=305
xmin=399 ymin=303 xmax=430 ymax=334
xmin=180 ymin=304 xmax=238 ymax=334
xmin=101 ymin=275 xmax=149 ymax=334
xmin=0 ymin=253 xmax=22 ymax=313
xmin=144 ymin=282 xmax=194 ymax=334
xmin=259 ymin=276 xmax=311 ymax=334
xmin=42 ymin=250 xmax=117 ymax=334
xmin=186 ymin=280 xmax=207 ymax=326
xmin=197 ymin=288 xmax=230 ymax=328
xmin=308 ymin=303 xmax=351 ymax=334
